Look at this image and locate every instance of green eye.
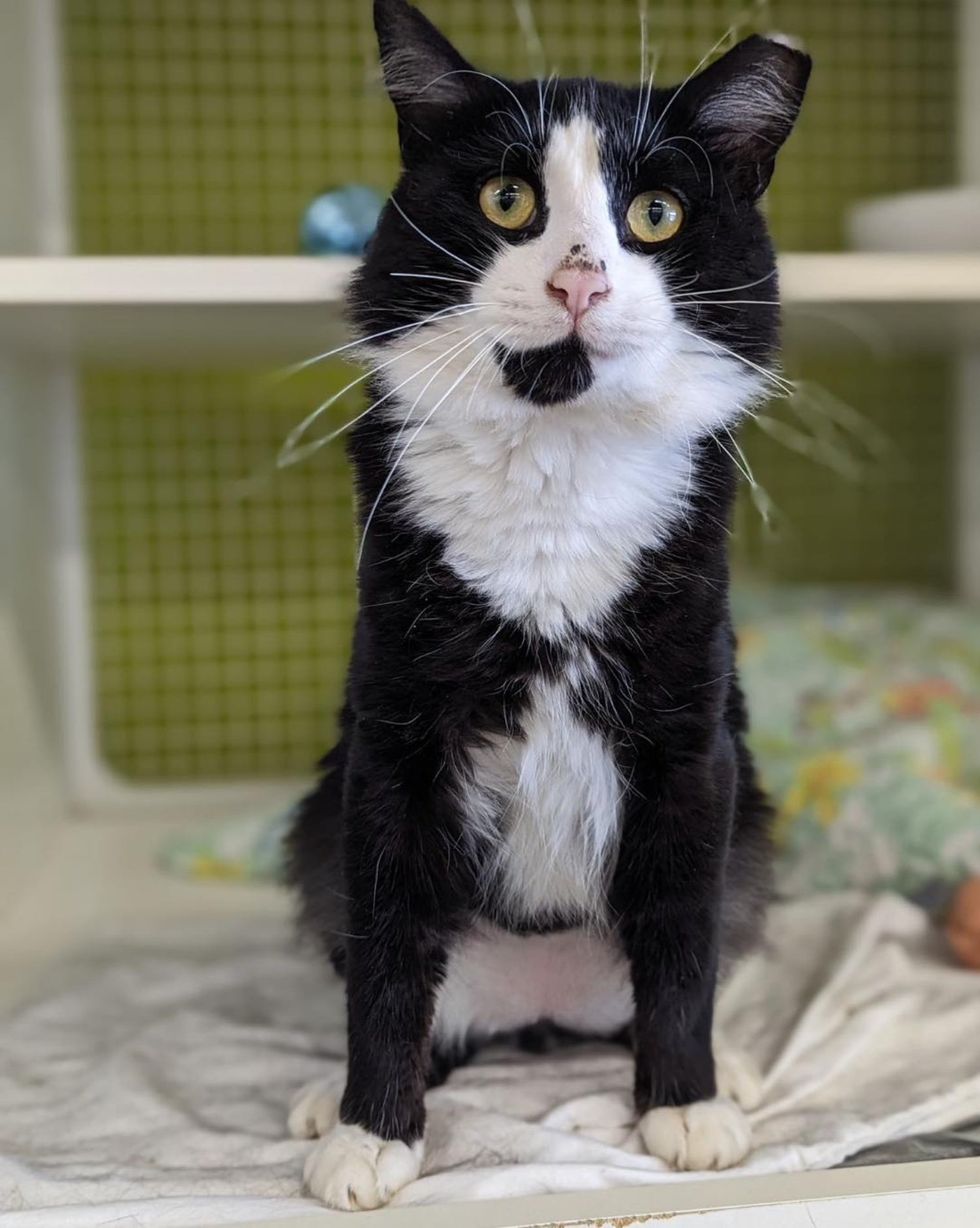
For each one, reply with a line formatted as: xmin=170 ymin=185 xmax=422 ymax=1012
xmin=479 ymin=177 xmax=537 ymax=230
xmin=627 ymin=189 xmax=685 ymax=243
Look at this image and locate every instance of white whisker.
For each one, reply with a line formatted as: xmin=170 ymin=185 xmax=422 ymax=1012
xmin=389 ymin=326 xmax=496 ymax=450
xmin=389 ymin=196 xmax=484 ymax=275
xmin=358 ymin=333 xmax=507 ymax=566
xmin=682 ymin=270 xmax=778 ymax=297
xmin=277 ymin=320 xmax=491 ymax=468
xmin=389 ymin=272 xmax=479 ymax=288
xmin=512 ymin=0 xmax=546 ymax=80
xmin=646 ymin=134 xmax=714 ymax=194
xmin=423 ymin=69 xmax=534 ymax=144
xmin=274 ymin=301 xmax=484 ymax=381
xmin=674 ymin=298 xmax=780 ymax=307
xmin=675 ymin=322 xmax=794 ymax=397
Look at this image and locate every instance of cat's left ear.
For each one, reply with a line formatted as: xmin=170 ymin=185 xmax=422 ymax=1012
xmin=686 ymin=34 xmax=811 ymax=198
xmin=374 ymin=0 xmax=477 ymax=139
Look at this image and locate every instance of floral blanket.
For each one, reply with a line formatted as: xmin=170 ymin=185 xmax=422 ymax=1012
xmin=735 ymin=586 xmax=980 ymax=895
xmin=161 ymin=586 xmax=980 ymax=897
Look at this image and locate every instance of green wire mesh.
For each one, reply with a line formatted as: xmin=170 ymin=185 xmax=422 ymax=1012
xmin=62 ymin=0 xmax=957 ymax=780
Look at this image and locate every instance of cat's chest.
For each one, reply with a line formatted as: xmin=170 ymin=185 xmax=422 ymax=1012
xmin=396 ymin=410 xmax=691 ymax=637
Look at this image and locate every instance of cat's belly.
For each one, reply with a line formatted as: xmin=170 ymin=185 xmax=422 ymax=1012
xmin=432 ymin=923 xmax=634 ymax=1045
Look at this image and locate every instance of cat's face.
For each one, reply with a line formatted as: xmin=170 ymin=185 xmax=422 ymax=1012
xmin=351 ymin=0 xmax=810 ymax=441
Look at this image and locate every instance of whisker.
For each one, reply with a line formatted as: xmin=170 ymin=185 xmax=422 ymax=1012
xmin=644 ymin=0 xmax=769 ymax=154
xmin=278 ymin=321 xmax=491 ymax=468
xmin=274 ymin=301 xmax=484 ymax=381
xmin=464 ymin=329 xmax=511 ymax=416
xmin=646 ymin=134 xmax=714 ymax=195
xmin=389 ymin=272 xmax=479 ymax=288
xmin=681 ymin=270 xmax=778 ymax=297
xmin=674 ymin=298 xmax=781 ymax=307
xmin=753 ymin=411 xmax=863 ymax=481
xmin=358 ymin=332 xmax=507 ymax=566
xmin=789 ymin=380 xmax=893 ymax=460
xmin=389 ymin=325 xmax=496 ymax=450
xmin=645 ymin=23 xmax=739 ymax=152
xmin=675 ymin=323 xmax=794 ymax=397
xmin=512 ymin=0 xmax=546 ymax=80
xmin=630 ymin=0 xmax=651 ymax=155
xmin=423 ymin=70 xmax=535 ymax=144
xmin=389 ymin=196 xmax=484 ymax=275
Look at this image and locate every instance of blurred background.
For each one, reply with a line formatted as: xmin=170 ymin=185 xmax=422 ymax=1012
xmin=1 ymin=0 xmax=978 ymax=902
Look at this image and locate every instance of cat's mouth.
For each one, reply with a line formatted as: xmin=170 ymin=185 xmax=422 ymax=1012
xmin=495 ymin=337 xmax=596 ymax=407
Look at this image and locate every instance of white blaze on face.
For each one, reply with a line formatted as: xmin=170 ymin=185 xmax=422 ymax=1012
xmin=480 ymin=113 xmax=675 ymax=359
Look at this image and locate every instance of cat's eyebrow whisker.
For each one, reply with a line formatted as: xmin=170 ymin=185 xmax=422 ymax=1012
xmin=358 ymin=332 xmax=508 ymax=566
xmin=630 ymin=14 xmax=661 ymax=162
xmin=512 ymin=0 xmax=547 ymax=80
xmin=646 ymin=135 xmax=714 ymax=194
xmin=422 ymin=69 xmax=534 ymax=144
xmin=389 ymin=196 xmax=484 ymax=276
xmin=277 ymin=320 xmax=489 ymax=467
xmin=630 ymin=0 xmax=650 ymax=156
xmin=496 ymin=139 xmax=533 ymax=181
xmin=274 ymin=301 xmax=485 ymax=381
xmin=645 ymin=11 xmax=749 ymax=150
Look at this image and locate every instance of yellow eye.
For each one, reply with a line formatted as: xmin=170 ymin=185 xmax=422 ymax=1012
xmin=627 ymin=190 xmax=685 ymax=243
xmin=479 ymin=177 xmax=537 ymax=230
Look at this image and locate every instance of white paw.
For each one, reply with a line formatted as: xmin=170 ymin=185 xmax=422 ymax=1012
xmin=715 ymin=1048 xmax=763 ymax=1111
xmin=303 ymin=1123 xmax=424 ymax=1210
xmin=639 ymin=1098 xmax=751 ymax=1171
xmin=288 ymin=1072 xmax=345 ymax=1139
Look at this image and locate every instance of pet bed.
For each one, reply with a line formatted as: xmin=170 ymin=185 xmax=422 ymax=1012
xmin=3 ymin=892 xmax=980 ymax=1225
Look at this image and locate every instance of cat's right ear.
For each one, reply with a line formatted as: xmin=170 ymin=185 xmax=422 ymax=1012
xmin=374 ymin=0 xmax=477 ymax=139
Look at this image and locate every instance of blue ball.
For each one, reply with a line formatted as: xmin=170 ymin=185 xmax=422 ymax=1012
xmin=300 ymin=185 xmax=385 ymax=255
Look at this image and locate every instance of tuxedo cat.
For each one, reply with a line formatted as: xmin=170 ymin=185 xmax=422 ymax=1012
xmin=287 ymin=0 xmax=810 ymax=1209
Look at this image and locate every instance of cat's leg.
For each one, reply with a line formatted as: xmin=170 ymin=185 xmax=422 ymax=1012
xmin=302 ymin=736 xmax=460 ymax=1211
xmin=614 ymin=725 xmax=751 ymax=1172
xmin=289 ymin=1036 xmax=474 ymax=1145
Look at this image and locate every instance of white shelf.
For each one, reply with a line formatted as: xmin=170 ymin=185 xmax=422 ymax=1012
xmin=0 ymin=253 xmax=978 ymax=364
xmin=0 ymin=256 xmax=358 ymax=365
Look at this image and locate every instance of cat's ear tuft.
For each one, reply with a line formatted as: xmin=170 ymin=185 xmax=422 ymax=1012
xmin=686 ymin=34 xmax=811 ymax=197
xmin=374 ymin=0 xmax=476 ymax=133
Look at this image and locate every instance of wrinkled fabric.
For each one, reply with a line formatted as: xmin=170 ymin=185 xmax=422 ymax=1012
xmin=3 ymin=893 xmax=980 ymax=1225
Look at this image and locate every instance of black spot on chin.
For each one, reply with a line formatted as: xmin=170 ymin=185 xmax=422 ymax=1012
xmin=497 ymin=337 xmax=595 ymax=406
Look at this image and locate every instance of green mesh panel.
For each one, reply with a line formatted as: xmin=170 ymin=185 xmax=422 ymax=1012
xmin=62 ymin=0 xmax=957 ymax=780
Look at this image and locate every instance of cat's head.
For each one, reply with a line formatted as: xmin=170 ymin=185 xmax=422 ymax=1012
xmin=350 ymin=0 xmax=810 ymax=440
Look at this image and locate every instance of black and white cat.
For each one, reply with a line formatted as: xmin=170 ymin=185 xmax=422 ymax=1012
xmin=287 ymin=0 xmax=810 ymax=1209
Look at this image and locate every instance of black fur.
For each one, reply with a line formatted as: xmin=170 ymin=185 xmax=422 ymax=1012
xmin=288 ymin=0 xmax=809 ymax=1156
xmin=498 ymin=336 xmax=595 ymax=405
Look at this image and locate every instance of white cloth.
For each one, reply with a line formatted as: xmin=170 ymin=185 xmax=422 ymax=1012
xmin=3 ymin=893 xmax=980 ymax=1225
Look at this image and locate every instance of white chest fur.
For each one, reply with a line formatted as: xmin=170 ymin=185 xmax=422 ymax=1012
xmin=463 ymin=673 xmax=622 ymax=922
xmin=396 ymin=405 xmax=692 ymax=638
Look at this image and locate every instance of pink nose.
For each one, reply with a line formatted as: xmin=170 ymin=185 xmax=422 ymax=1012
xmin=547 ymin=266 xmax=611 ymax=324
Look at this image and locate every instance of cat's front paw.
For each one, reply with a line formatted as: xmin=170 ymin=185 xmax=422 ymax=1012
xmin=639 ymin=1097 xmax=750 ymax=1171
xmin=303 ymin=1123 xmax=424 ymax=1210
